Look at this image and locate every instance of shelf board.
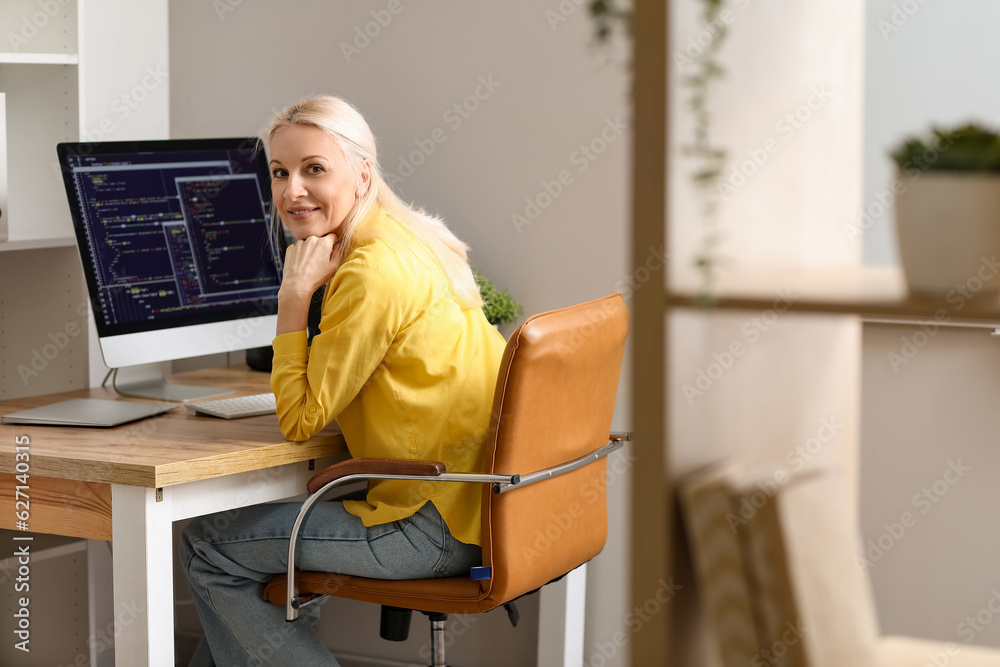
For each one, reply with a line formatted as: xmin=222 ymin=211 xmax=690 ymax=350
xmin=0 ymin=52 xmax=79 ymax=65
xmin=0 ymin=236 xmax=76 ymax=252
xmin=668 ymin=265 xmax=1000 ymax=326
xmin=0 ymin=531 xmax=85 ymax=565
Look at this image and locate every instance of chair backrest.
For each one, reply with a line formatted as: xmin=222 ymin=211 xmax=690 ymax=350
xmin=477 ymin=293 xmax=629 ymax=608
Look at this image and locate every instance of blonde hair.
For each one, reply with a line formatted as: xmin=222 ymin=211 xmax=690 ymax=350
xmin=262 ymin=95 xmax=483 ymax=309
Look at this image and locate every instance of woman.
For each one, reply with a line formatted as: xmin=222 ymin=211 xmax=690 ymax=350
xmin=180 ymin=95 xmax=506 ymax=666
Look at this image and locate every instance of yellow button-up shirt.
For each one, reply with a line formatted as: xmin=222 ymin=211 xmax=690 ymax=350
xmin=271 ymin=210 xmax=506 ymax=546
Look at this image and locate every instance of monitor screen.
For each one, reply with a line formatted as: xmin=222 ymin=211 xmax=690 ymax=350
xmin=57 ymin=138 xmax=281 ymax=372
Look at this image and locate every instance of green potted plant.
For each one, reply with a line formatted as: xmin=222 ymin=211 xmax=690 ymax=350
xmin=890 ymin=123 xmax=1000 ymax=297
xmin=474 ymin=272 xmax=522 ymax=327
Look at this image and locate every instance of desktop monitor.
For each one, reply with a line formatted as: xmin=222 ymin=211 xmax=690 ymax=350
xmin=56 ymin=137 xmax=282 ymax=401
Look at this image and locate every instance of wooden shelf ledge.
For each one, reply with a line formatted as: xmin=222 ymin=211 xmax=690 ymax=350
xmin=668 ymin=265 xmax=1000 ymax=326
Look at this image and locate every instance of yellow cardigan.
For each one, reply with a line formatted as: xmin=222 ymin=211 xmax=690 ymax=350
xmin=270 ymin=211 xmax=506 ymax=546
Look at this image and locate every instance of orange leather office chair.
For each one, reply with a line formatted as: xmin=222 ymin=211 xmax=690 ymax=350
xmin=263 ymin=293 xmax=630 ymax=666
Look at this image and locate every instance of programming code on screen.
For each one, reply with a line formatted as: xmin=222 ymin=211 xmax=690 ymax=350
xmin=66 ymin=151 xmax=280 ymax=329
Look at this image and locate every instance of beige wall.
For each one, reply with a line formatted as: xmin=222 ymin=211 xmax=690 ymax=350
xmin=862 ymin=323 xmax=1000 ymax=645
xmin=168 ymin=1 xmax=631 ymax=665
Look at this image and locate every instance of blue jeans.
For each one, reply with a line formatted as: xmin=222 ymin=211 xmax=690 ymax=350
xmin=180 ymin=500 xmax=481 ymax=667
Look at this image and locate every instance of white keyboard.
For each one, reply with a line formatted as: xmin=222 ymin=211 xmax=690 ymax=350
xmin=186 ymin=392 xmax=277 ymax=419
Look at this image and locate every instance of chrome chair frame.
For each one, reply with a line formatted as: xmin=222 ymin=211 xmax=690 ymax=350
xmin=284 ymin=434 xmax=630 ymax=621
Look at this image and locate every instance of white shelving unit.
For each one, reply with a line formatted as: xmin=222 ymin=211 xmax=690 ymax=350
xmin=0 ymin=0 xmax=170 ymax=401
xmin=0 ymin=0 xmax=80 ymax=246
xmin=0 ymin=530 xmax=90 ymax=665
xmin=0 ymin=61 xmax=79 ymax=244
xmin=0 ymin=0 xmax=85 ymax=401
xmin=0 ymin=4 xmax=167 ymax=663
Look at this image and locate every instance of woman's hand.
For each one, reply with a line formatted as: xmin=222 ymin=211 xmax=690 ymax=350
xmin=280 ymin=233 xmax=342 ymax=297
xmin=276 ymin=233 xmax=341 ymax=335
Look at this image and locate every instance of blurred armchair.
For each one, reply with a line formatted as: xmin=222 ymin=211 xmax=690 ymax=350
xmin=681 ymin=463 xmax=1000 ymax=667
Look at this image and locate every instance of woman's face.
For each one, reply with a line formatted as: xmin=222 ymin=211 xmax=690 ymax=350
xmin=268 ymin=124 xmax=366 ymax=240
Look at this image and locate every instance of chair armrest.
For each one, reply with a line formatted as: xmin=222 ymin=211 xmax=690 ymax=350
xmin=282 ymin=436 xmax=626 ymax=620
xmin=494 ymin=438 xmax=626 ymax=493
xmin=307 ymin=458 xmax=446 ymax=494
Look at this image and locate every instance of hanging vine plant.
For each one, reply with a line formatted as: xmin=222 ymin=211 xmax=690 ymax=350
xmin=588 ymin=0 xmax=631 ymax=41
xmin=589 ymin=0 xmax=731 ymax=295
xmin=681 ymin=0 xmax=729 ymax=293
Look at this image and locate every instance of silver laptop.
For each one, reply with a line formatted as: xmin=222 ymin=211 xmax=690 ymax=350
xmin=1 ymin=399 xmax=177 ymax=427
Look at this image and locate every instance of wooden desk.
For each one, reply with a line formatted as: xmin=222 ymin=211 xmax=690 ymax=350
xmin=0 ymin=365 xmax=588 ymax=667
xmin=0 ymin=365 xmax=346 ymax=666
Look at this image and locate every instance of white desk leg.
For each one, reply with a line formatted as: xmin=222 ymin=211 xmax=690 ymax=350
xmin=111 ymin=484 xmax=174 ymax=667
xmin=537 ymin=563 xmax=587 ymax=667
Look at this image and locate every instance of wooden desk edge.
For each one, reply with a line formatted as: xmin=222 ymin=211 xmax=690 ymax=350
xmin=0 ymin=365 xmax=348 ymax=488
xmin=0 ymin=434 xmax=346 ymax=488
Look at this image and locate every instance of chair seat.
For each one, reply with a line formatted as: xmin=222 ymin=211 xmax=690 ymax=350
xmin=263 ymin=571 xmax=491 ymax=615
xmin=880 ymin=636 xmax=1000 ymax=666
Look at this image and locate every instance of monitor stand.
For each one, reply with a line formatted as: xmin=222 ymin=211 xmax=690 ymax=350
xmin=111 ymin=365 xmax=236 ymax=403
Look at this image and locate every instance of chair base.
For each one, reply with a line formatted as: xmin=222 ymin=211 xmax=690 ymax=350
xmin=380 ymin=606 xmax=450 ymax=667
xmin=428 ymin=614 xmax=448 ymax=667
xmin=379 ymin=605 xmax=412 ymax=642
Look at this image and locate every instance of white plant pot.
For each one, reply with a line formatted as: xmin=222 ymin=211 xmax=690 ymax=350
xmin=894 ymin=171 xmax=1000 ymax=297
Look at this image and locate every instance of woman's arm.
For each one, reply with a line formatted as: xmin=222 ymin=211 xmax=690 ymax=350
xmin=271 ymin=242 xmax=404 ymax=441
xmin=277 ymin=234 xmax=341 ymax=335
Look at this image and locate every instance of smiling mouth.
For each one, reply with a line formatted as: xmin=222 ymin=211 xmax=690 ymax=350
xmin=288 ymin=208 xmax=319 ymax=217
